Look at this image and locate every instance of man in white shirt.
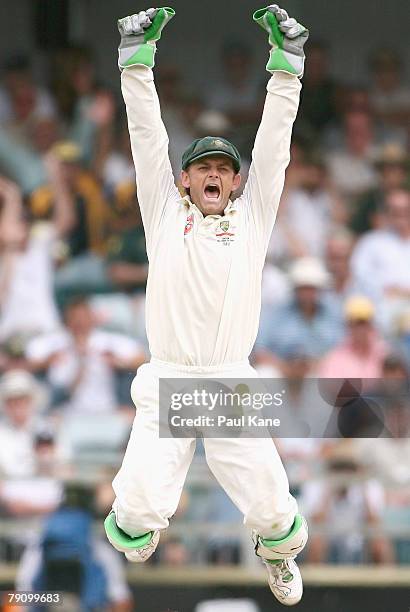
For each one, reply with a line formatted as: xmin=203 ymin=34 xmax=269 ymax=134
xmin=104 ymin=6 xmax=309 ymax=605
xmin=351 ymin=188 xmax=410 ymax=331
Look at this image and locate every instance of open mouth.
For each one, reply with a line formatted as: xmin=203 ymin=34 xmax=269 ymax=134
xmin=204 ymin=184 xmax=221 ymax=201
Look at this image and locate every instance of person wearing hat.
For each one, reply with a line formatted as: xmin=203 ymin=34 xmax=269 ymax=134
xmin=0 ymin=369 xmax=46 ymax=479
xmin=105 ymin=5 xmax=309 ymax=606
xmin=256 ymin=257 xmax=343 ymax=370
xmin=318 ymin=296 xmax=388 ymax=387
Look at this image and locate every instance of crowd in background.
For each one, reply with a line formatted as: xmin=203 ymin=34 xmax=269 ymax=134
xmin=0 ymin=35 xmax=410 ymax=609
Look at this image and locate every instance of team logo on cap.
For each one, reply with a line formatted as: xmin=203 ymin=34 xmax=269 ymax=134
xmin=214 ymin=139 xmax=226 ymax=148
xmin=184 ymin=213 xmax=194 ymax=235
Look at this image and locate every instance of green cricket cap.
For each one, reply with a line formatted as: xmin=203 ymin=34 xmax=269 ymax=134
xmin=182 ymin=136 xmax=241 ymax=173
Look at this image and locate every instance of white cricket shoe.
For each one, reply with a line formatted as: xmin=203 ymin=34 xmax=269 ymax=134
xmin=264 ymin=557 xmax=303 ymax=606
xmin=124 ymin=530 xmax=160 ymax=563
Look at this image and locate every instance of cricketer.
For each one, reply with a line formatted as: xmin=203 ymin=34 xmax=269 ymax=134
xmin=104 ymin=5 xmax=309 ymax=605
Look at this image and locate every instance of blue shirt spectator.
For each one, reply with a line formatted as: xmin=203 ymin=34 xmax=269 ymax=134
xmin=255 ymin=258 xmax=344 ymax=364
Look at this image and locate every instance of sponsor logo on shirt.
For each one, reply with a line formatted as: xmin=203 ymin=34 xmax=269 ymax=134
xmin=184 ymin=213 xmax=194 ymax=235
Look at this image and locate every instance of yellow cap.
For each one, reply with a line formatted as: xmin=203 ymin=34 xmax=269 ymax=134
xmin=344 ymin=296 xmax=375 ymax=322
xmin=51 ymin=141 xmax=82 ymax=163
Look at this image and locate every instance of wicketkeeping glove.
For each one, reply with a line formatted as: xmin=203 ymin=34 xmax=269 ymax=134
xmin=117 ymin=7 xmax=175 ymax=71
xmin=253 ymin=5 xmax=308 ymax=78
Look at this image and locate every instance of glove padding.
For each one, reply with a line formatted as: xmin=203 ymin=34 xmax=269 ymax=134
xmin=117 ymin=7 xmax=175 ymax=70
xmin=253 ymin=5 xmax=308 ymax=78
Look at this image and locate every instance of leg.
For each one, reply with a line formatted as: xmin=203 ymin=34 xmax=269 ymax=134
xmin=203 ymin=436 xmax=297 ymax=538
xmin=106 ymin=363 xmax=195 ymax=558
xmin=204 ymin=435 xmax=307 ymax=606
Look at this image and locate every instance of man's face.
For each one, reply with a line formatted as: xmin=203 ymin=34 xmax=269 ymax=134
xmin=4 ymin=395 xmax=32 ymax=428
xmin=180 ymin=156 xmax=241 ymax=216
xmin=386 ymin=190 xmax=410 ymax=235
xmin=64 ymin=303 xmax=94 ymax=336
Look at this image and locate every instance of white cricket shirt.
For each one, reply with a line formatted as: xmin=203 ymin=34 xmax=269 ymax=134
xmin=122 ymin=66 xmax=301 ymax=366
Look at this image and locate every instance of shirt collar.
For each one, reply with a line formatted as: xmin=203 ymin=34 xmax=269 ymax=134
xmin=181 ymin=195 xmax=237 ymax=218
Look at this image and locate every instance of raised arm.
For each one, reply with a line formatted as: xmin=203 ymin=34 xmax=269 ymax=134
xmin=117 ymin=8 xmax=178 ymax=253
xmin=240 ymin=5 xmax=308 ymax=253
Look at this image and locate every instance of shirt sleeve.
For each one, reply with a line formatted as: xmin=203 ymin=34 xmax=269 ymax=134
xmin=121 ymin=66 xmax=180 ymax=255
xmin=237 ymin=72 xmax=301 ymax=255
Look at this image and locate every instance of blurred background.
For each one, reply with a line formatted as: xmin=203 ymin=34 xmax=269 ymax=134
xmin=0 ymin=0 xmax=409 ymax=610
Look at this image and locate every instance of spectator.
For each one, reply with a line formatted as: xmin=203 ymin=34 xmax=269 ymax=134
xmin=26 ymin=296 xmax=145 ymax=415
xmin=0 ymin=55 xmax=56 ymax=142
xmin=350 ymin=143 xmax=410 ymax=235
xmin=268 ymin=151 xmax=347 ymax=263
xmin=298 ymin=40 xmax=340 ymax=133
xmin=206 ymin=40 xmax=261 ymax=124
xmin=155 ymin=64 xmax=200 ymax=178
xmin=16 ymin=484 xmax=133 ymax=611
xmin=205 ymin=40 xmax=263 ymax=155
xmin=304 ymin=448 xmax=394 ymax=565
xmin=50 ymin=140 xmax=115 ymax=299
xmin=0 ymin=429 xmax=63 ymax=518
xmin=351 ymin=188 xmax=410 ymax=330
xmin=394 ymin=309 xmax=410 ymax=369
xmin=0 ymin=170 xmax=73 ymax=340
xmin=325 ymin=229 xmax=358 ymax=310
xmin=326 ymin=110 xmax=378 ymax=199
xmin=51 ymin=45 xmax=115 ymax=167
xmin=369 ymin=48 xmax=410 ymax=129
xmin=255 ymin=257 xmax=343 ymax=369
xmin=318 ymin=296 xmax=388 ymax=387
xmin=0 ymin=369 xmax=47 ymax=478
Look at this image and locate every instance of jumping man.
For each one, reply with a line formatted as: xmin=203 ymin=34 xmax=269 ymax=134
xmin=105 ymin=5 xmax=309 ymax=606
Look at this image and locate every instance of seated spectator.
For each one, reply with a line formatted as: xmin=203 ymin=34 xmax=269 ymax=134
xmin=0 ymin=334 xmax=30 ymax=373
xmin=353 ymin=399 xmax=410 ymax=563
xmin=369 ymin=48 xmax=410 ymax=129
xmin=0 ymin=55 xmax=56 ymax=143
xmin=26 ymin=297 xmax=146 ymax=415
xmin=255 ymin=258 xmax=343 ymax=370
xmin=0 ymin=428 xmax=64 ymax=518
xmin=298 ymin=40 xmax=340 ymax=134
xmin=261 ymin=263 xmax=291 ymax=309
xmin=0 ymin=369 xmax=48 ymax=478
xmin=394 ymin=309 xmax=410 ymax=369
xmin=205 ymin=40 xmax=261 ymax=124
xmin=205 ymin=40 xmax=263 ymax=155
xmin=318 ymin=296 xmax=388 ymax=387
xmin=326 ymin=110 xmax=379 ymax=199
xmin=325 ymin=229 xmax=358 ymax=310
xmin=351 ymin=188 xmax=410 ymax=330
xmin=16 ymin=484 xmax=133 ymax=611
xmin=105 ymin=198 xmax=148 ymax=294
xmin=304 ymin=447 xmax=394 ymax=565
xmin=268 ymin=151 xmax=347 ymax=263
xmin=350 ymin=144 xmax=410 ymax=235
xmin=50 ymin=141 xmax=116 ymax=299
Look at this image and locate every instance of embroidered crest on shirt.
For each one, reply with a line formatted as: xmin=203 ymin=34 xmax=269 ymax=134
xmin=184 ymin=213 xmax=194 ymax=235
xmin=216 ymin=219 xmax=235 ymax=245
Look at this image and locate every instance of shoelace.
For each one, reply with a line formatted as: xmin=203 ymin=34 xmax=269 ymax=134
xmin=270 ymin=558 xmax=294 ymax=583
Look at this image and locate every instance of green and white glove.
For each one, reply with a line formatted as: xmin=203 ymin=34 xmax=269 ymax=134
xmin=253 ymin=5 xmax=308 ymax=78
xmin=117 ymin=7 xmax=175 ymax=71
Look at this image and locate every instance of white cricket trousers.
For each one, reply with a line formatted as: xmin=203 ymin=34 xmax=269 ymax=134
xmin=112 ymin=358 xmax=298 ymax=539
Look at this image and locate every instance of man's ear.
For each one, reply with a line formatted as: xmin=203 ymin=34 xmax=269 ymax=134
xmin=232 ymin=173 xmax=242 ymax=193
xmin=180 ymin=170 xmax=190 ymax=189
